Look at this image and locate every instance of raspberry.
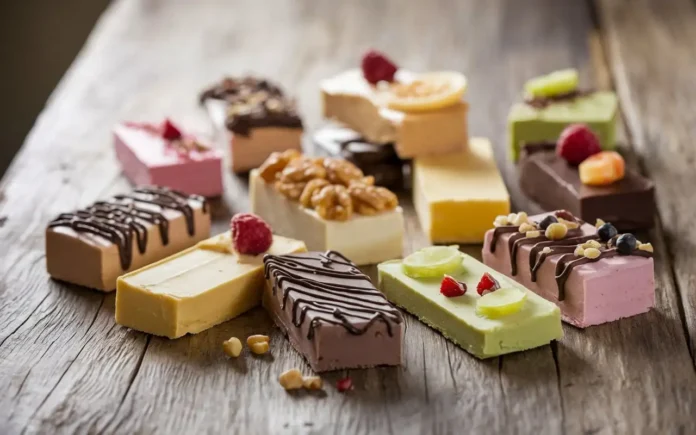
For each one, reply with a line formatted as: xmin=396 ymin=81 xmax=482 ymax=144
xmin=336 ymin=377 xmax=353 ymax=393
xmin=440 ymin=275 xmax=467 ymax=297
xmin=361 ymin=50 xmax=398 ymax=85
xmin=554 ymin=210 xmax=576 ymax=222
xmin=556 ymin=124 xmax=601 ymax=165
xmin=230 ymin=213 xmax=273 ymax=255
xmin=476 ymin=272 xmax=500 ymax=296
xmin=161 ymin=118 xmax=182 ymax=140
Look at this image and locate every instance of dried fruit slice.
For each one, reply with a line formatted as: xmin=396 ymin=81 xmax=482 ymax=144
xmin=402 ymin=246 xmax=463 ymax=279
xmin=386 ymin=71 xmax=467 ymax=113
xmin=476 ymin=287 xmax=527 ymax=318
xmin=578 ymin=151 xmax=625 ymax=186
xmin=524 ymin=69 xmax=579 ymax=99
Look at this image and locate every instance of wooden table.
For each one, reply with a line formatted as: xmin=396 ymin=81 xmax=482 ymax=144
xmin=2 ymin=1 xmax=695 ymax=433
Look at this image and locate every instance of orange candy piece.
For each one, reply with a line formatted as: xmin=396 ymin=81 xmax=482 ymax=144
xmin=579 ymin=151 xmax=626 ymax=186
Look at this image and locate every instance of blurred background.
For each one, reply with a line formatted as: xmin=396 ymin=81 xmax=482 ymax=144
xmin=1 ymin=0 xmax=110 ymax=176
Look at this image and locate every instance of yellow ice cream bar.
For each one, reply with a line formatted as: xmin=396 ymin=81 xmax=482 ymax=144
xmin=413 ymin=137 xmax=510 ymax=243
xmin=115 ymin=233 xmax=307 ymax=338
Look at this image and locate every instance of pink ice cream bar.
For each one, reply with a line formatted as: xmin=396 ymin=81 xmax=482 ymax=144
xmin=481 ymin=211 xmax=655 ymax=328
xmin=113 ymin=120 xmax=224 ymax=197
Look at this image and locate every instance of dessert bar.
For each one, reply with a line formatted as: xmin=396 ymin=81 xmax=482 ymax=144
xmin=199 ymin=76 xmax=303 ymax=173
xmin=413 ymin=137 xmax=510 ymax=243
xmin=378 ymin=246 xmax=562 ymax=358
xmin=482 ymin=210 xmax=655 ymax=327
xmin=321 ymin=51 xmax=468 ymax=158
xmin=114 ymin=120 xmax=223 ymax=197
xmin=313 ymin=125 xmax=406 ymax=190
xmin=508 ymin=69 xmax=617 ymax=161
xmin=46 ymin=187 xmax=211 ymax=291
xmin=263 ymin=250 xmax=403 ymax=371
xmin=520 ymin=141 xmax=655 ymax=230
xmin=116 ymin=231 xmax=306 ymax=339
xmin=250 ymin=150 xmax=404 ymax=265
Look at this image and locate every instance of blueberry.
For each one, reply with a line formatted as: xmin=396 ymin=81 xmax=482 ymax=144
xmin=597 ymin=223 xmax=618 ymax=242
xmin=539 ymin=215 xmax=558 ymax=230
xmin=616 ymin=233 xmax=637 ymax=255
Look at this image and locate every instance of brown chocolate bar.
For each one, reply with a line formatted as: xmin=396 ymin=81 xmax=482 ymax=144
xmin=46 ymin=187 xmax=211 ymax=291
xmin=263 ymin=250 xmax=403 ymax=372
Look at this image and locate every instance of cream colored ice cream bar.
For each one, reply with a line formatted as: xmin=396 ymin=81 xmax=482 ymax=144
xmin=321 ymin=69 xmax=468 ymax=158
xmin=45 ymin=187 xmax=211 ymax=291
xmin=115 ymin=233 xmax=306 ymax=339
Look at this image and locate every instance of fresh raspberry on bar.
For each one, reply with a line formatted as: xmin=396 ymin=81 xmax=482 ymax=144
xmin=230 ymin=213 xmax=273 ymax=255
xmin=161 ymin=118 xmax=183 ymax=140
xmin=556 ymin=124 xmax=601 ymax=165
xmin=361 ymin=50 xmax=398 ymax=85
xmin=440 ymin=275 xmax=467 ymax=297
xmin=476 ymin=272 xmax=500 ymax=296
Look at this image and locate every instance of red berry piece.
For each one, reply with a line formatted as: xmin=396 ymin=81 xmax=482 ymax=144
xmin=361 ymin=50 xmax=398 ymax=85
xmin=230 ymin=213 xmax=273 ymax=255
xmin=336 ymin=377 xmax=353 ymax=393
xmin=161 ymin=118 xmax=183 ymax=140
xmin=556 ymin=124 xmax=601 ymax=165
xmin=554 ymin=210 xmax=576 ymax=222
xmin=476 ymin=272 xmax=500 ymax=296
xmin=440 ymin=275 xmax=467 ymax=297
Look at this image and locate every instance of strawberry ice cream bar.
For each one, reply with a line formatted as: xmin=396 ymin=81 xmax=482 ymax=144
xmin=481 ymin=211 xmax=655 ymax=327
xmin=46 ymin=187 xmax=211 ymax=291
xmin=113 ymin=120 xmax=223 ymax=197
xmin=199 ymin=76 xmax=303 ymax=173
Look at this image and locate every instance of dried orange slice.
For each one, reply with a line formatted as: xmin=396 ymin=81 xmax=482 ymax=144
xmin=386 ymin=71 xmax=467 ymax=112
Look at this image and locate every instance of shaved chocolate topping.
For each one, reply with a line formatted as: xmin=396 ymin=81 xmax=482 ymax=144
xmin=48 ymin=187 xmax=207 ymax=271
xmin=524 ymin=89 xmax=594 ymax=109
xmin=199 ymin=76 xmax=302 ymax=136
xmin=264 ymin=251 xmax=403 ymax=340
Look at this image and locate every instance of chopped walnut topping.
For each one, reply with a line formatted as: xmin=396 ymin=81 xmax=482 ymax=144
xmin=348 ymin=182 xmax=398 ymax=216
xmin=323 ymin=158 xmax=364 ymax=186
xmin=300 ymin=179 xmax=331 ymax=208
xmin=275 ymin=181 xmax=307 ymax=200
xmin=258 ymin=149 xmax=301 ymax=182
xmin=312 ymin=185 xmax=353 ymax=221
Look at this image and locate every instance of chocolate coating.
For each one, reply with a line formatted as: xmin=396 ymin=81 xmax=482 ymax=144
xmin=519 ymin=144 xmax=655 ymax=230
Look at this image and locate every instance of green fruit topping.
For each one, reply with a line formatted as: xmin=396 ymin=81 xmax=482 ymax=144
xmin=402 ymin=246 xmax=463 ymax=279
xmin=524 ymin=69 xmax=579 ymax=98
xmin=476 ymin=287 xmax=527 ymax=318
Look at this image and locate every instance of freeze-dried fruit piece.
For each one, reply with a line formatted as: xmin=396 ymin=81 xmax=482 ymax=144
xmin=525 ymin=69 xmax=579 ymax=98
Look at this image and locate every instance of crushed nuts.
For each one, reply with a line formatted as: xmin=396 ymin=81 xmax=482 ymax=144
xmin=545 ymin=222 xmax=568 ymax=240
xmin=312 ymin=185 xmax=353 ymax=221
xmin=278 ymin=157 xmax=326 ymax=183
xmin=519 ymin=222 xmax=536 ymax=233
xmin=299 ymin=178 xmax=330 ymax=208
xmin=574 ymin=245 xmax=585 ymax=256
xmin=595 ymin=218 xmax=606 ymax=228
xmin=258 ymin=149 xmax=301 ymax=182
xmin=302 ymin=376 xmax=323 ymax=390
xmin=512 ymin=212 xmax=529 ymax=226
xmin=275 ymin=181 xmax=307 ymax=200
xmin=323 ymin=158 xmax=364 ymax=186
xmin=582 ymin=240 xmax=601 ymax=249
xmin=494 ymin=215 xmax=510 ymax=227
xmin=348 ymin=183 xmax=398 ymax=216
xmin=526 ymin=230 xmax=541 ymax=238
xmin=638 ymin=243 xmax=654 ymax=253
xmin=250 ymin=341 xmax=270 ymax=355
xmin=222 ymin=337 xmax=242 ymax=358
xmin=542 ymin=247 xmax=552 ymax=254
xmin=278 ymin=369 xmax=304 ymax=390
xmin=583 ymin=247 xmax=601 ymax=259
xmin=558 ymin=218 xmax=580 ymax=230
xmin=246 ymin=334 xmax=270 ymax=346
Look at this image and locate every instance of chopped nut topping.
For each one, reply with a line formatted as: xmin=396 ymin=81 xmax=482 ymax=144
xmin=545 ymin=223 xmax=568 ymax=240
xmin=542 ymin=247 xmax=552 ymax=254
xmin=519 ymin=222 xmax=536 ymax=233
xmin=278 ymin=369 xmax=304 ymax=390
xmin=300 ymin=179 xmax=330 ymax=208
xmin=247 ymin=335 xmax=270 ymax=346
xmin=312 ymin=185 xmax=353 ymax=221
xmin=638 ymin=243 xmax=654 ymax=253
xmin=582 ymin=240 xmax=601 ymax=249
xmin=258 ymin=149 xmax=301 ymax=182
xmin=494 ymin=215 xmax=510 ymax=227
xmin=302 ymin=376 xmax=323 ymax=390
xmin=558 ymin=218 xmax=580 ymax=230
xmin=323 ymin=157 xmax=364 ymax=186
xmin=222 ymin=337 xmax=242 ymax=358
xmin=595 ymin=218 xmax=606 ymax=228
xmin=275 ymin=180 xmax=307 ymax=200
xmin=574 ymin=245 xmax=585 ymax=257
xmin=583 ymin=247 xmax=601 ymax=259
xmin=250 ymin=342 xmax=270 ymax=355
xmin=507 ymin=213 xmax=518 ymax=223
xmin=526 ymin=230 xmax=541 ymax=238
xmin=348 ymin=182 xmax=398 ymax=216
xmin=512 ymin=212 xmax=529 ymax=226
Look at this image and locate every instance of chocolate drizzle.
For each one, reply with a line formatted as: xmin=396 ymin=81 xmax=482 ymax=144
xmin=263 ymin=251 xmax=403 ymax=340
xmin=48 ymin=187 xmax=207 ymax=271
xmin=489 ymin=216 xmax=654 ymax=301
xmin=524 ymin=89 xmax=594 ymax=109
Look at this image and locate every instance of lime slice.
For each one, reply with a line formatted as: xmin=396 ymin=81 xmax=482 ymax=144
xmin=524 ymin=69 xmax=579 ymax=98
xmin=476 ymin=287 xmax=527 ymax=318
xmin=402 ymin=246 xmax=463 ymax=279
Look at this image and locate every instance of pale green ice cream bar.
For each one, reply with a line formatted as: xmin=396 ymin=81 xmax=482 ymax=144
xmin=508 ymin=91 xmax=618 ymax=161
xmin=378 ymin=254 xmax=563 ymax=359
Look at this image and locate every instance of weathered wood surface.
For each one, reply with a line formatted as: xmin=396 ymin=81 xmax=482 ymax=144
xmin=1 ymin=0 xmax=695 ymax=433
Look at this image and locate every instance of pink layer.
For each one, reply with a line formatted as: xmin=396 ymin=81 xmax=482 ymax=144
xmin=114 ymin=124 xmax=223 ymax=197
xmin=481 ymin=220 xmax=654 ymax=327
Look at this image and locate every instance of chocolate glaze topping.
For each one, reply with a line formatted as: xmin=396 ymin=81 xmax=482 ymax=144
xmin=48 ymin=187 xmax=207 ymax=271
xmin=199 ymin=76 xmax=302 ymax=136
xmin=524 ymin=89 xmax=594 ymax=109
xmin=264 ymin=251 xmax=403 ymax=340
xmin=489 ymin=215 xmax=653 ymax=301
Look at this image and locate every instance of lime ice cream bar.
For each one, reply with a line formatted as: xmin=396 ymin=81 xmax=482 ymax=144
xmin=377 ymin=247 xmax=562 ymax=359
xmin=507 ymin=69 xmax=618 ymax=161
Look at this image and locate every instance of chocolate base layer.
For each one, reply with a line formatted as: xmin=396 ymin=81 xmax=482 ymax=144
xmin=519 ymin=145 xmax=655 ymax=230
xmin=263 ymin=251 xmax=403 ymax=372
xmin=313 ymin=126 xmax=407 ymax=190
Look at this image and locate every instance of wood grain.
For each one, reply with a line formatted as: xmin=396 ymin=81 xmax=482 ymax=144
xmin=0 ymin=0 xmax=694 ymax=433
